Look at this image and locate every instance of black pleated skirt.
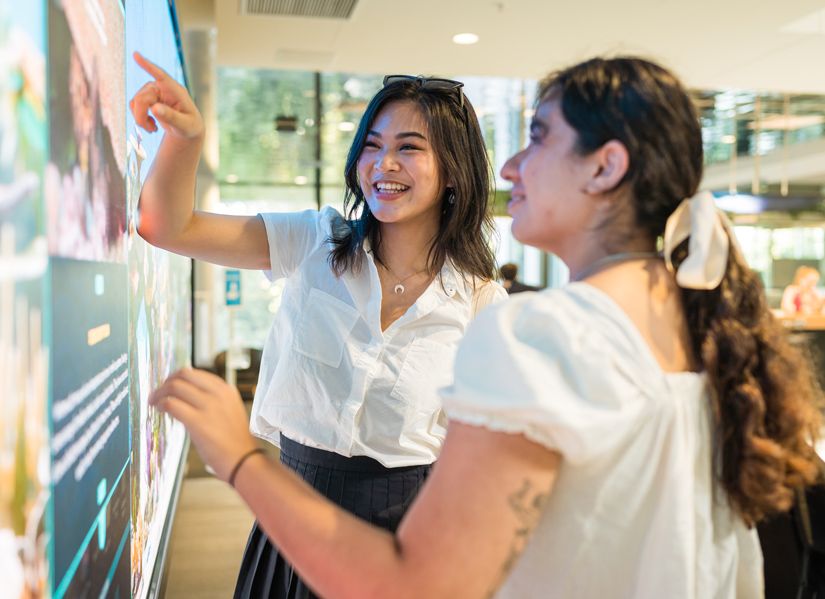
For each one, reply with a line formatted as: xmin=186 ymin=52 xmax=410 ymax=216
xmin=233 ymin=435 xmax=432 ymax=599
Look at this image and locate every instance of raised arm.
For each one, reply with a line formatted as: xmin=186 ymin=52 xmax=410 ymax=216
xmin=149 ymin=368 xmax=560 ymax=599
xmin=130 ymin=52 xmax=269 ymax=270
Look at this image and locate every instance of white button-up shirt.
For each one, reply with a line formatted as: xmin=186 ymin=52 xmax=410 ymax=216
xmin=250 ymin=206 xmax=507 ymax=467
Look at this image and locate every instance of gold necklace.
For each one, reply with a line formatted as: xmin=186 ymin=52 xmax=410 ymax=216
xmin=379 ymin=262 xmax=429 ymax=295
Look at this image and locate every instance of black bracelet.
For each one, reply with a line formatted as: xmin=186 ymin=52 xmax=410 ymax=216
xmin=228 ymin=447 xmax=266 ymax=487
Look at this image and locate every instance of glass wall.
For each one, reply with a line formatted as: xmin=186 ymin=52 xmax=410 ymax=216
xmin=218 ymin=68 xmax=318 ymax=186
xmin=731 ymin=220 xmax=825 ymax=309
xmin=697 ymin=90 xmax=825 ymax=168
xmin=212 ymin=69 xmax=323 ymax=364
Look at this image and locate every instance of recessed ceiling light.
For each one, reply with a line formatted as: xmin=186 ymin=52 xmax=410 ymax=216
xmin=338 ymin=121 xmax=356 ymax=132
xmin=225 ymin=174 xmax=239 ymax=183
xmin=294 ymin=176 xmax=309 ymax=185
xmin=452 ymin=33 xmax=479 ymax=45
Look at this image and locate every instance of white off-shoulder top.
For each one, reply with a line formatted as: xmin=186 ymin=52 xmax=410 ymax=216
xmin=442 ymin=283 xmax=763 ymax=599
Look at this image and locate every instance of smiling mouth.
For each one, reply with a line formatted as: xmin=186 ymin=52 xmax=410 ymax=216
xmin=373 ymin=182 xmax=410 ymax=197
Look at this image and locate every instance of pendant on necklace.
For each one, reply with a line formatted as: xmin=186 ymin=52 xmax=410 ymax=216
xmin=394 ymin=284 xmax=405 ymax=295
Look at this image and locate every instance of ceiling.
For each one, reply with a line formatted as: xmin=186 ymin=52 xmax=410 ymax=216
xmin=177 ymin=0 xmax=825 ymax=94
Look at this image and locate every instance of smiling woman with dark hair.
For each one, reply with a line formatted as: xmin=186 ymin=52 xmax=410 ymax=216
xmin=330 ymin=75 xmax=498 ymax=284
xmin=129 ymin=54 xmax=504 ymax=598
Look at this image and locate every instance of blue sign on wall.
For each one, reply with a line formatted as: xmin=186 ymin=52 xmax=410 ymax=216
xmin=225 ymin=269 xmax=242 ymax=306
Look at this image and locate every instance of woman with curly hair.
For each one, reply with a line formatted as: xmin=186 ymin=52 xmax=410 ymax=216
xmin=150 ymin=56 xmax=823 ymax=598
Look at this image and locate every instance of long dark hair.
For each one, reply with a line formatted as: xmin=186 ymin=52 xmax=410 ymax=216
xmin=328 ymin=78 xmax=497 ymax=282
xmin=540 ymin=56 xmax=823 ymax=525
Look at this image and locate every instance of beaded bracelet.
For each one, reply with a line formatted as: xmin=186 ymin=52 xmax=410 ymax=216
xmin=228 ymin=447 xmax=266 ymax=487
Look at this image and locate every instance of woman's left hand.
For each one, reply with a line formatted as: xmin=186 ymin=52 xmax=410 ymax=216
xmin=149 ymin=368 xmax=259 ymax=483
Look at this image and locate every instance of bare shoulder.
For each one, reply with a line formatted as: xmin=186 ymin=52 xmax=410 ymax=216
xmin=586 ymin=261 xmax=698 ymax=372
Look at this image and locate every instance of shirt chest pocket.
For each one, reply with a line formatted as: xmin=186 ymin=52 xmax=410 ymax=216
xmin=293 ymin=288 xmax=360 ymax=368
xmin=390 ymin=337 xmax=457 ymax=409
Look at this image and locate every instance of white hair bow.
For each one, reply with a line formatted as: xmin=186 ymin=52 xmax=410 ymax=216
xmin=663 ymin=191 xmax=730 ymax=290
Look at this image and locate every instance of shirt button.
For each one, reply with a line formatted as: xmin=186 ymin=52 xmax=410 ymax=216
xmin=446 ymin=287 xmax=455 ymax=296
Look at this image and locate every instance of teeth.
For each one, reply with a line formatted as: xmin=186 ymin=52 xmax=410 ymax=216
xmin=376 ymin=182 xmax=409 ymax=192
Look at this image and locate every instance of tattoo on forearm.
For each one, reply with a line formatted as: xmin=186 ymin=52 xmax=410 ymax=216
xmin=485 ymin=479 xmax=550 ymax=599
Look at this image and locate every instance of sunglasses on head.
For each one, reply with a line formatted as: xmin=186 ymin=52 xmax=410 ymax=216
xmin=382 ymin=75 xmax=465 ymax=110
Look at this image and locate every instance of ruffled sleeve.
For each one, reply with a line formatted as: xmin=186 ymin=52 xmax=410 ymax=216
xmin=441 ymin=288 xmax=656 ymax=464
xmin=259 ymin=205 xmax=343 ymax=280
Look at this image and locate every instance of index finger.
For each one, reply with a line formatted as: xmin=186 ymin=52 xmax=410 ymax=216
xmin=133 ymin=51 xmax=169 ymax=82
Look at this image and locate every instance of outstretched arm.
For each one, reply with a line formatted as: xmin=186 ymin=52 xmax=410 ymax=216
xmin=131 ymin=52 xmax=269 ymax=270
xmin=150 ymin=369 xmax=560 ymax=599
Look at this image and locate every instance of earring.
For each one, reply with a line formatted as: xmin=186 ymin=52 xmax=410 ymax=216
xmin=447 ymin=189 xmax=456 ymax=205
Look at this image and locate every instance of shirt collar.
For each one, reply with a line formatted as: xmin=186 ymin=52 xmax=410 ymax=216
xmin=438 ymin=259 xmax=471 ymax=302
xmin=362 ymin=239 xmax=470 ymax=302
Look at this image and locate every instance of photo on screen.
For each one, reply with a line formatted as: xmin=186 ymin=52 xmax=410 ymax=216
xmin=46 ymin=0 xmax=126 ymax=263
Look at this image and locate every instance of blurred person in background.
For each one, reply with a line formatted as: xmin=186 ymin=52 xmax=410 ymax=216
xmin=499 ymin=262 xmax=541 ymax=294
xmin=781 ymin=265 xmax=822 ymax=315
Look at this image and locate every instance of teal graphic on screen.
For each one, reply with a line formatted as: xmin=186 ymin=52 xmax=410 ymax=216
xmin=50 ymin=259 xmax=130 ymax=599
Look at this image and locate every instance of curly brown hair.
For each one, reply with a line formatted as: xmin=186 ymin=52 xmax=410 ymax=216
xmin=681 ymin=249 xmax=823 ymax=524
xmin=541 ymin=56 xmax=823 ymax=525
